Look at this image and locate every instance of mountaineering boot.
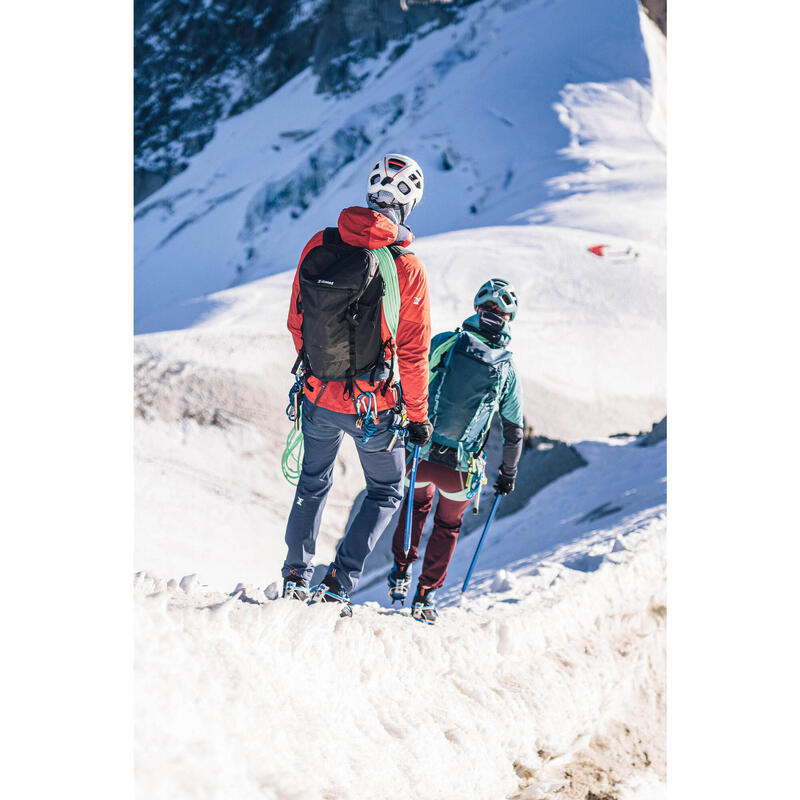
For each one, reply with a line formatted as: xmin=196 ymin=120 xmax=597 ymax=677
xmin=282 ymin=572 xmax=309 ymax=602
xmin=387 ymin=562 xmax=412 ymax=604
xmin=411 ymin=585 xmax=438 ymax=625
xmin=308 ymin=572 xmax=353 ymax=617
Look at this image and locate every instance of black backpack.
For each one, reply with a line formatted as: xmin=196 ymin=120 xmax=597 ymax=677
xmin=297 ymin=227 xmax=406 ymax=387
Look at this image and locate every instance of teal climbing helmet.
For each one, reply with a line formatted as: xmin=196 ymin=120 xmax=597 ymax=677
xmin=473 ymin=278 xmax=519 ymax=321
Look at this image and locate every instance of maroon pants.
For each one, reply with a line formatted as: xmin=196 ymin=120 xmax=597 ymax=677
xmin=391 ymin=458 xmax=472 ymax=590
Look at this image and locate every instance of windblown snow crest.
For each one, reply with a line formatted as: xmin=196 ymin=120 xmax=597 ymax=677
xmin=135 ymin=521 xmax=665 ymax=800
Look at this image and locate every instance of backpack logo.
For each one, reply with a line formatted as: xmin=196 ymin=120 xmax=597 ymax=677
xmin=317 ymin=279 xmax=334 ymax=285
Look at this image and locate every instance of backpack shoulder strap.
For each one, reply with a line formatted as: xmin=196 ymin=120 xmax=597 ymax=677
xmin=388 ymin=243 xmax=413 ymax=258
xmin=427 ymin=329 xmax=463 ymax=429
xmin=322 ymin=227 xmax=342 ymax=246
xmin=428 ymin=331 xmax=461 ymax=385
xmin=371 ymin=246 xmax=401 ymax=341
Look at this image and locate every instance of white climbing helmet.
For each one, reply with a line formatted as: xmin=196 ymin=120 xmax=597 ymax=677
xmin=366 ymin=153 xmax=424 ymax=223
xmin=474 ymin=278 xmax=519 ymax=321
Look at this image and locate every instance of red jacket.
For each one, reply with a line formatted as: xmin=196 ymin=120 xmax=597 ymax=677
xmin=287 ymin=206 xmax=431 ymax=421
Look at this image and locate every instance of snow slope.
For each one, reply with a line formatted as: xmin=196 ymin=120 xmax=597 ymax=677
xmin=135 ymin=219 xmax=664 ymax=587
xmin=134 ymin=0 xmax=665 ymax=594
xmin=136 ymin=435 xmax=666 ymax=800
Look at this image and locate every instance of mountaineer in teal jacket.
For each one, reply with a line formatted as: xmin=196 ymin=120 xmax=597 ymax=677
xmin=388 ymin=279 xmax=524 ymax=623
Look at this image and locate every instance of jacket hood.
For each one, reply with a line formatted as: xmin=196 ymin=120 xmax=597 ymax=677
xmin=338 ymin=206 xmax=414 ymax=249
xmin=462 ymin=313 xmax=512 ymax=347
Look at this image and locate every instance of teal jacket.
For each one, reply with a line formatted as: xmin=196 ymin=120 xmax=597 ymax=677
xmin=427 ymin=314 xmax=524 ymax=475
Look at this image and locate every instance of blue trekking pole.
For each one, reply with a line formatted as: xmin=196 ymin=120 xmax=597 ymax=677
xmin=403 ymin=445 xmax=421 ymax=557
xmin=461 ymin=493 xmax=502 ymax=593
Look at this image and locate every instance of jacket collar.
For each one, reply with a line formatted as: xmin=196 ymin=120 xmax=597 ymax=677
xmin=462 ymin=313 xmax=511 ymax=346
xmin=337 ymin=206 xmax=414 ymax=249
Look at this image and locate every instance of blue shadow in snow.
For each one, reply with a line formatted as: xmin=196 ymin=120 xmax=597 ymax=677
xmin=134 ymin=295 xmax=230 ymax=335
xmin=562 ymin=553 xmax=606 ymax=573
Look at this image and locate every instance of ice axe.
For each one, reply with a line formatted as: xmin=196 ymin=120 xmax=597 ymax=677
xmin=461 ymin=492 xmax=502 ymax=593
xmin=403 ymin=445 xmax=421 ymax=557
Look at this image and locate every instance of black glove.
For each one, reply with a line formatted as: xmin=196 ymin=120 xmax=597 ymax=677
xmin=407 ymin=418 xmax=434 ymax=447
xmin=494 ymin=470 xmax=515 ymax=495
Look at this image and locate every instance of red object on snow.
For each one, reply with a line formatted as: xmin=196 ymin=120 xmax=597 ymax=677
xmin=588 ymin=244 xmax=608 ymax=256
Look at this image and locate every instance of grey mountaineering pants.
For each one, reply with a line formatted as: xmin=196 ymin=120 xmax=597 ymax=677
xmin=282 ymin=398 xmax=405 ymax=593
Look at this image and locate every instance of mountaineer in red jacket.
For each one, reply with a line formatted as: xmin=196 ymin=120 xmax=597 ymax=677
xmin=281 ymin=154 xmax=434 ymax=613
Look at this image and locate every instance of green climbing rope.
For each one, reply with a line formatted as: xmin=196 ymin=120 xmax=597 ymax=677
xmin=281 ymin=421 xmax=304 ymax=485
xmin=373 ymin=247 xmax=401 ymax=340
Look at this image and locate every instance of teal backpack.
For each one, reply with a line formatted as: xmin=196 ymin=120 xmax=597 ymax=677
xmin=426 ymin=329 xmax=512 ymax=471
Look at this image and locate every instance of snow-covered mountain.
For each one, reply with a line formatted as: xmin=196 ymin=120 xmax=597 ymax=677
xmin=134 ymin=0 xmax=478 ymax=203
xmin=134 ymin=0 xmax=663 ymax=334
xmin=134 ymin=0 xmax=666 ymax=796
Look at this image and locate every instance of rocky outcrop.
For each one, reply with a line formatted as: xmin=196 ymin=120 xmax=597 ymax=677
xmin=637 ymin=416 xmax=666 ymax=447
xmin=350 ymin=417 xmax=587 ymax=588
xmin=640 ymin=0 xmax=666 ymax=35
xmin=135 ymin=0 xmax=475 ymax=204
xmin=311 ymin=0 xmax=463 ymax=94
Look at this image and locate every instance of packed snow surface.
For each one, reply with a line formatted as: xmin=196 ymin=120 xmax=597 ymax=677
xmin=136 ymin=437 xmax=666 ymax=800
